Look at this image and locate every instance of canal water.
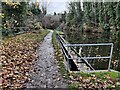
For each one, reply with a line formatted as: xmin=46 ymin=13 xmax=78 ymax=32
xmin=64 ymin=31 xmax=120 ymax=71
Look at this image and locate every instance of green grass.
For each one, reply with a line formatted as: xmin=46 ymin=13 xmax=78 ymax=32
xmin=91 ymin=71 xmax=120 ymax=79
xmin=52 ymin=31 xmax=69 ymax=79
xmin=68 ymin=71 xmax=120 ymax=89
xmin=68 ymin=83 xmax=79 ymax=90
xmin=71 ymin=71 xmax=120 ymax=79
xmin=52 ymin=31 xmax=59 ymax=49
xmin=52 ymin=31 xmax=120 ymax=89
xmin=56 ymin=31 xmax=64 ymax=35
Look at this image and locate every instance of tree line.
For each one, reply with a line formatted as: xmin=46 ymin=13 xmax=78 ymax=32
xmin=0 ymin=0 xmax=47 ymax=38
xmin=64 ymin=1 xmax=120 ymax=37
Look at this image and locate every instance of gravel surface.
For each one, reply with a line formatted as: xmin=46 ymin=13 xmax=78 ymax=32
xmin=24 ymin=31 xmax=68 ymax=88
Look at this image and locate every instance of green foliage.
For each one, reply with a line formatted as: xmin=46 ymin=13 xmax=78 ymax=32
xmin=66 ymin=1 xmax=83 ymax=26
xmin=2 ymin=2 xmax=29 ymax=37
xmin=2 ymin=2 xmax=28 ymax=27
xmin=61 ymin=11 xmax=67 ymax=23
xmin=116 ymin=2 xmax=120 ymax=30
xmin=82 ymin=2 xmax=120 ymax=31
xmin=66 ymin=1 xmax=120 ymax=37
xmin=1 ymin=1 xmax=42 ymax=37
xmin=2 ymin=29 xmax=8 ymax=37
xmin=30 ymin=3 xmax=41 ymax=15
xmin=116 ymin=30 xmax=120 ymax=38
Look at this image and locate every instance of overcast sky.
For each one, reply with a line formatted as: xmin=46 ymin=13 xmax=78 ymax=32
xmin=38 ymin=0 xmax=70 ymax=15
xmin=47 ymin=2 xmax=68 ymax=14
xmin=37 ymin=0 xmax=83 ymax=15
xmin=37 ymin=0 xmax=119 ymax=15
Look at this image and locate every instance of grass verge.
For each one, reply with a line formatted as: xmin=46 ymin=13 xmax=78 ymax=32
xmin=68 ymin=71 xmax=120 ymax=90
xmin=52 ymin=31 xmax=69 ymax=79
xmin=52 ymin=31 xmax=120 ymax=90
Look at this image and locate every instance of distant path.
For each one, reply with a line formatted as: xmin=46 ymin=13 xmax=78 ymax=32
xmin=24 ymin=31 xmax=67 ymax=88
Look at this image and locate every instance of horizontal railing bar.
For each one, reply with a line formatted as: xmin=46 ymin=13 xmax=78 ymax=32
xmin=56 ymin=34 xmax=70 ymax=59
xmin=60 ymin=44 xmax=70 ymax=59
xmin=69 ymin=46 xmax=95 ymax=70
xmin=65 ymin=43 xmax=113 ymax=47
xmin=56 ymin=32 xmax=114 ymax=71
xmin=78 ymin=56 xmax=111 ymax=59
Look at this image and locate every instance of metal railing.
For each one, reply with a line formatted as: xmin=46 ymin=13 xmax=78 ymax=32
xmin=56 ymin=32 xmax=114 ymax=71
xmin=56 ymin=32 xmax=78 ymax=71
xmin=65 ymin=43 xmax=114 ymax=71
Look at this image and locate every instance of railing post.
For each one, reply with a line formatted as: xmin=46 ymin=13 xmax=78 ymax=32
xmin=108 ymin=43 xmax=114 ymax=71
xmin=56 ymin=32 xmax=114 ymax=71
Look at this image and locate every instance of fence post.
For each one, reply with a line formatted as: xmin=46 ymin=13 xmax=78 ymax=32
xmin=108 ymin=43 xmax=114 ymax=71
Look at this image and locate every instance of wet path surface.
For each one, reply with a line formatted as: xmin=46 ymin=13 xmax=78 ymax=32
xmin=24 ymin=31 xmax=67 ymax=88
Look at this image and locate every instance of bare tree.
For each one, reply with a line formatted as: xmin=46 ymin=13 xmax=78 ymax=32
xmin=40 ymin=0 xmax=51 ymax=15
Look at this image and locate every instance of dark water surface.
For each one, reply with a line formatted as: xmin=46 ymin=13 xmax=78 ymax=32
xmin=64 ymin=32 xmax=120 ymax=71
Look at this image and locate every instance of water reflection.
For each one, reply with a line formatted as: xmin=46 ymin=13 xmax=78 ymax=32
xmin=64 ymin=31 xmax=120 ymax=71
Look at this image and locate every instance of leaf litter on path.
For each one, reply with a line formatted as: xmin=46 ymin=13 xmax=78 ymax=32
xmin=0 ymin=31 xmax=47 ymax=89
